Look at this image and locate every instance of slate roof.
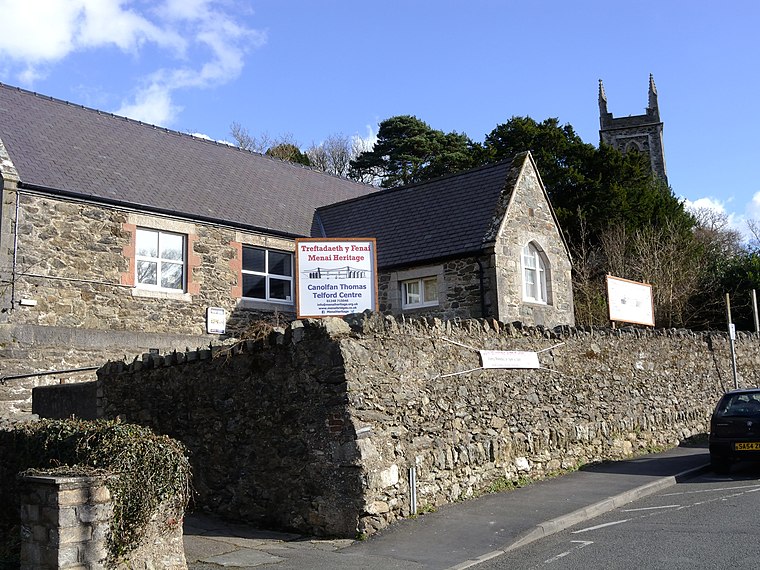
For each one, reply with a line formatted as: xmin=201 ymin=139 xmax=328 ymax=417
xmin=0 ymin=83 xmax=375 ymax=237
xmin=316 ymin=158 xmax=519 ymax=268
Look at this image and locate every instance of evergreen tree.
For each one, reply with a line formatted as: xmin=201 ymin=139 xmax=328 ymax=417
xmin=349 ymin=115 xmax=476 ymax=187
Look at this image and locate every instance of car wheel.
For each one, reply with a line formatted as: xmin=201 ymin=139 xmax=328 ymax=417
xmin=710 ymin=455 xmax=731 ymax=474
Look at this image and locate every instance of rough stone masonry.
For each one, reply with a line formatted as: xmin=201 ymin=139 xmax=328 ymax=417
xmin=86 ymin=314 xmax=757 ymax=537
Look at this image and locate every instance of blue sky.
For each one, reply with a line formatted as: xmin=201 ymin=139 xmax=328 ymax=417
xmin=0 ymin=0 xmax=758 ymax=235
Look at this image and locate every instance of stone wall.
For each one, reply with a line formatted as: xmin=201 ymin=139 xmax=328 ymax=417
xmin=98 ymin=318 xmax=364 ymax=536
xmin=0 ymin=187 xmax=297 ymax=420
xmin=0 ymin=323 xmax=219 ymax=421
xmin=19 ymin=474 xmax=113 ymax=569
xmin=18 ymin=473 xmax=186 ymax=570
xmin=92 ymin=314 xmax=758 ymax=537
xmin=3 ymin=191 xmax=297 ymax=336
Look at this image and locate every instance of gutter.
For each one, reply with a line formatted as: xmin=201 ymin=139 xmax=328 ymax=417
xmin=10 ymin=188 xmax=19 ymax=309
xmin=476 ymin=258 xmax=487 ymax=318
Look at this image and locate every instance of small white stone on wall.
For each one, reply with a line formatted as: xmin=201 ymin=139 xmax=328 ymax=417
xmin=515 ymin=457 xmax=530 ymax=472
xmin=379 ymin=464 xmax=399 ymax=488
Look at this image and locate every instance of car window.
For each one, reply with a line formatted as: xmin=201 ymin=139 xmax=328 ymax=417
xmin=715 ymin=394 xmax=760 ymax=417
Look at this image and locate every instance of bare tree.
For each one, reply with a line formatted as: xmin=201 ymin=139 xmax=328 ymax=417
xmin=306 ymin=133 xmax=353 ymax=177
xmin=229 ymin=122 xmax=302 ymax=157
xmin=230 ymin=121 xmax=265 ymax=152
xmin=691 ymin=207 xmax=743 ymax=257
xmin=746 ymin=218 xmax=760 ymax=249
xmin=569 ymin=213 xmax=608 ymax=325
xmin=599 ymin=224 xmax=629 ymax=278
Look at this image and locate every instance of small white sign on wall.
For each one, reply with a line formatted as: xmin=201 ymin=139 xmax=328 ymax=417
xmin=480 ymin=350 xmax=540 ymax=369
xmin=206 ymin=307 xmax=226 ymax=334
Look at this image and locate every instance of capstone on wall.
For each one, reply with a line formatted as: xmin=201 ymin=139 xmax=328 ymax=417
xmin=92 ymin=314 xmax=755 ymax=537
xmin=494 ymin=164 xmax=574 ymax=327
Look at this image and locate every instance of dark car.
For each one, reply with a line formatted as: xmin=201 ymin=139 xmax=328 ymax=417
xmin=709 ymin=388 xmax=760 ymax=473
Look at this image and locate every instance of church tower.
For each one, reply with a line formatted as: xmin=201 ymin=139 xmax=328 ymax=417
xmin=599 ymin=75 xmax=668 ymax=185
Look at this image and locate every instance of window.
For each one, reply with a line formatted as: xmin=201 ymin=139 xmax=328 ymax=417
xmin=135 ymin=228 xmax=185 ymax=291
xmin=402 ymin=277 xmax=438 ymax=308
xmin=242 ymin=246 xmax=293 ymax=302
xmin=522 ymin=242 xmax=547 ymax=303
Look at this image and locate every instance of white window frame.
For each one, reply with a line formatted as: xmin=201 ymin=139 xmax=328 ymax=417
xmin=241 ymin=246 xmax=294 ymax=304
xmin=522 ymin=242 xmax=548 ymax=304
xmin=401 ymin=276 xmax=439 ymax=309
xmin=135 ymin=228 xmax=186 ymax=292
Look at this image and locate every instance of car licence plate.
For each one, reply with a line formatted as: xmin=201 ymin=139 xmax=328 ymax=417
xmin=735 ymin=442 xmax=760 ymax=451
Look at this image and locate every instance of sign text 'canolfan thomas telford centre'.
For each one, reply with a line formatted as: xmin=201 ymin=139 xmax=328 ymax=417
xmin=295 ymin=238 xmax=378 ymax=318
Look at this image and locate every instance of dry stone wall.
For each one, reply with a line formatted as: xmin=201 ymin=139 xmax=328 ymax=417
xmin=92 ymin=314 xmax=760 ymax=537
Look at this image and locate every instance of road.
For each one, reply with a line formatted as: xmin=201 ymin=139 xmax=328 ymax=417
xmin=475 ymin=463 xmax=760 ymax=570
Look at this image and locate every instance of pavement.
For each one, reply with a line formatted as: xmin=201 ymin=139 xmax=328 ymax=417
xmin=183 ymin=444 xmax=710 ymax=570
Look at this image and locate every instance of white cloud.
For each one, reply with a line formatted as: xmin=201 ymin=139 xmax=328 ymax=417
xmin=0 ymin=0 xmax=266 ymax=126
xmin=76 ymin=1 xmax=184 ymax=53
xmin=747 ymin=191 xmax=760 ymax=219
xmin=0 ymin=0 xmax=81 ymax=62
xmin=0 ymin=0 xmax=181 ymax=63
xmin=115 ymin=82 xmax=178 ymax=127
xmin=352 ymin=124 xmax=378 ymax=155
xmin=683 ymin=194 xmax=760 ymax=244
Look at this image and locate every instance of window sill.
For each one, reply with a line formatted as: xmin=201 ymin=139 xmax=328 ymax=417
xmin=522 ymin=298 xmax=549 ymax=306
xmin=132 ymin=288 xmax=193 ymax=302
xmin=402 ymin=303 xmax=440 ymax=311
xmin=237 ymin=298 xmax=296 ymax=312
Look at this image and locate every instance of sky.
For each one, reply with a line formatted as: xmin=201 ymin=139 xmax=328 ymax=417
xmin=0 ymin=0 xmax=758 ymax=237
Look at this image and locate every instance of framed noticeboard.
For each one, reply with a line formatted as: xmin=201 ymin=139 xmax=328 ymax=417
xmin=295 ymin=238 xmax=378 ymax=318
xmin=606 ymin=275 xmax=654 ymax=327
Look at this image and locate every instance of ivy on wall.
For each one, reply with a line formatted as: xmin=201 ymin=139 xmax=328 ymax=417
xmin=0 ymin=418 xmax=192 ymax=566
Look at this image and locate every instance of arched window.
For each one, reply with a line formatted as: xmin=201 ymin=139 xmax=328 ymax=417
xmin=522 ymin=242 xmax=548 ymax=304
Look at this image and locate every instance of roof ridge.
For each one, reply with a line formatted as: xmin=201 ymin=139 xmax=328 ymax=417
xmin=0 ymin=81 xmax=374 ymax=191
xmin=317 ymin=157 xmax=515 ymax=212
xmin=389 ymin=157 xmax=515 ymax=193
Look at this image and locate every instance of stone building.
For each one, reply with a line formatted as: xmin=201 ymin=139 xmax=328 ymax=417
xmin=0 ymin=82 xmax=573 ymax=418
xmin=317 ymin=153 xmax=574 ymax=326
xmin=598 ymin=74 xmax=668 ymax=184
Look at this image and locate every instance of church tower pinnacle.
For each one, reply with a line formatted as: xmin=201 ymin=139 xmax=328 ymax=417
xmin=598 ymin=79 xmax=608 ymax=116
xmin=598 ymin=75 xmax=668 ymax=184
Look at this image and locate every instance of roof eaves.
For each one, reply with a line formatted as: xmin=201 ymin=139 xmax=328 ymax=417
xmin=379 ymin=248 xmax=489 ymax=271
xmin=17 ymin=181 xmax=306 ymax=240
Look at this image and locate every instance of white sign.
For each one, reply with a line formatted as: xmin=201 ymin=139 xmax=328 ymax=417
xmin=295 ymin=238 xmax=377 ymax=318
xmin=480 ymin=350 xmax=540 ymax=369
xmin=606 ymin=275 xmax=655 ymax=326
xmin=206 ymin=307 xmax=226 ymax=334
